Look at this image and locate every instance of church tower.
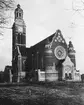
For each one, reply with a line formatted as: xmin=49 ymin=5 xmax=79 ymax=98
xmin=12 ymin=4 xmax=26 ymax=48
xmin=12 ymin=4 xmax=26 ymax=82
xmin=68 ymin=41 xmax=76 ymax=68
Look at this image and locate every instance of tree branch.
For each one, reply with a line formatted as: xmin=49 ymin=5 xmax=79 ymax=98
xmin=0 ymin=0 xmax=15 ymax=10
xmin=0 ymin=0 xmax=15 ymax=35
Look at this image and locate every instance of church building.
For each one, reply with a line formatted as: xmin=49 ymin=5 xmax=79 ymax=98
xmin=12 ymin=4 xmax=81 ymax=82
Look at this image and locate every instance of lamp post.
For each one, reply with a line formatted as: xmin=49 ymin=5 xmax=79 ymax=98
xmin=37 ymin=51 xmax=39 ymax=71
xmin=41 ymin=57 xmax=43 ymax=70
xmin=32 ymin=53 xmax=34 ymax=71
xmin=35 ymin=51 xmax=39 ymax=81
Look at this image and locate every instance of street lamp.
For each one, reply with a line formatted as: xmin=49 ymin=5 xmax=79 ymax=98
xmin=41 ymin=57 xmax=43 ymax=70
xmin=37 ymin=51 xmax=39 ymax=71
xmin=32 ymin=53 xmax=34 ymax=71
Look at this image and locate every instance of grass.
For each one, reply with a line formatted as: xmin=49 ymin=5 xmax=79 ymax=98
xmin=0 ymin=82 xmax=84 ymax=105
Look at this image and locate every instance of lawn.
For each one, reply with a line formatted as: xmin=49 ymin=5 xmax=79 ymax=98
xmin=0 ymin=82 xmax=84 ymax=105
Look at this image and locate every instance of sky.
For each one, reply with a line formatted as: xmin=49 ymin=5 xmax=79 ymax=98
xmin=0 ymin=0 xmax=84 ymax=74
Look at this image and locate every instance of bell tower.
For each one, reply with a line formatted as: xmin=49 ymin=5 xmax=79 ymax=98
xmin=68 ymin=41 xmax=76 ymax=68
xmin=12 ymin=4 xmax=26 ymax=82
xmin=12 ymin=4 xmax=26 ymax=48
xmin=15 ymin=4 xmax=23 ymax=20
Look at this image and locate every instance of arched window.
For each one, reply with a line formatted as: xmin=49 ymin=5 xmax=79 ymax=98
xmin=69 ymin=73 xmax=72 ymax=79
xmin=19 ymin=13 xmax=21 ymax=17
xmin=17 ymin=13 xmax=18 ymax=17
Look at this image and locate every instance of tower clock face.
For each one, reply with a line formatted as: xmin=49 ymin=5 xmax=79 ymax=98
xmin=54 ymin=46 xmax=66 ymax=60
xmin=17 ymin=26 xmax=23 ymax=33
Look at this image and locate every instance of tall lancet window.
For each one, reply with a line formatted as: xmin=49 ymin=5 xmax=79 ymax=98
xmin=19 ymin=13 xmax=21 ymax=17
xmin=17 ymin=13 xmax=18 ymax=17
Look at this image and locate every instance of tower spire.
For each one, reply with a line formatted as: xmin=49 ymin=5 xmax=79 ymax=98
xmin=14 ymin=4 xmax=23 ymax=20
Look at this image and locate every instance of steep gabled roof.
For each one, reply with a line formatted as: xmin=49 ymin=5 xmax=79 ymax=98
xmin=29 ymin=29 xmax=67 ymax=49
xmin=30 ymin=33 xmax=55 ymax=49
xmin=62 ymin=56 xmax=74 ymax=66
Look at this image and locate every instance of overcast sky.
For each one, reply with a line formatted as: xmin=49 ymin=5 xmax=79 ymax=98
xmin=0 ymin=0 xmax=84 ymax=74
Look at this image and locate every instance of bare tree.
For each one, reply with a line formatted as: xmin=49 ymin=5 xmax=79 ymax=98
xmin=71 ymin=0 xmax=84 ymax=16
xmin=64 ymin=0 xmax=84 ymax=31
xmin=0 ymin=0 xmax=15 ymax=35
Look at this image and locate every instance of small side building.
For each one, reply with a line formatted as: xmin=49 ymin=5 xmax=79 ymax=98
xmin=0 ymin=71 xmax=4 ymax=83
xmin=4 ymin=65 xmax=12 ymax=83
